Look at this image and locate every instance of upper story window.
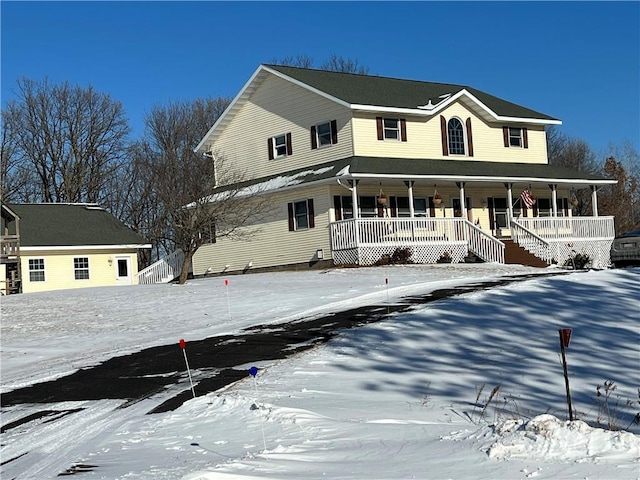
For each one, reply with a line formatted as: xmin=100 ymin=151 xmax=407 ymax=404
xmin=447 ymin=118 xmax=466 ymax=155
xmin=29 ymin=258 xmax=45 ymax=282
xmin=287 ymin=199 xmax=315 ymax=231
xmin=503 ymin=126 xmax=529 ymax=148
xmin=74 ymin=257 xmax=90 ymax=280
xmin=376 ymin=117 xmax=407 ymax=142
xmin=440 ymin=116 xmax=474 ymax=157
xmin=311 ymin=120 xmax=338 ymax=149
xmin=268 ymin=132 xmax=292 ymax=160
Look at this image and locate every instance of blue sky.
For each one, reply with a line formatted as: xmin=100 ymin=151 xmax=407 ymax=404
xmin=2 ymin=1 xmax=639 ymax=156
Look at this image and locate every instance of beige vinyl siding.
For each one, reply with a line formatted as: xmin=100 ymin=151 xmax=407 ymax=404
xmin=20 ymin=249 xmax=139 ymax=293
xmin=192 ymin=185 xmax=333 ymax=275
xmin=353 ymin=103 xmax=548 ymax=164
xmin=212 ymin=74 xmax=354 ymax=182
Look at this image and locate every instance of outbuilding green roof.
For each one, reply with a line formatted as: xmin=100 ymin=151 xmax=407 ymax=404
xmin=9 ymin=203 xmax=149 ymax=247
xmin=266 ymin=64 xmax=559 ymax=122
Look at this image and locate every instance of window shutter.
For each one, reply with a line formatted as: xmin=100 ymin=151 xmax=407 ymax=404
xmin=533 ymin=202 xmax=539 ymax=217
xmin=331 ymin=120 xmax=338 ymax=144
xmin=440 ymin=116 xmax=449 ymax=156
xmin=400 ymin=119 xmax=407 ymax=142
xmin=466 ymin=117 xmax=474 ymax=157
xmin=287 ymin=202 xmax=294 ymax=231
xmin=310 ymin=126 xmax=317 ymax=149
xmin=333 ymin=196 xmax=342 ymax=221
xmin=390 ymin=196 xmax=397 ymax=217
xmin=286 ymin=132 xmax=292 ymax=155
xmin=428 ymin=197 xmax=436 ymax=217
xmin=502 ymin=127 xmax=509 ymax=147
xmin=268 ymin=137 xmax=274 ymax=160
xmin=377 ymin=204 xmax=384 ymax=217
xmin=522 ymin=127 xmax=529 ymax=148
xmin=307 ymin=199 xmax=315 ymax=228
xmin=376 ymin=117 xmax=383 ymax=140
xmin=488 ymin=198 xmax=495 ymax=230
xmin=562 ymin=198 xmax=568 ymax=216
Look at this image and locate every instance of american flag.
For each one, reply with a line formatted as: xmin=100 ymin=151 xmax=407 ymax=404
xmin=520 ymin=189 xmax=536 ymax=208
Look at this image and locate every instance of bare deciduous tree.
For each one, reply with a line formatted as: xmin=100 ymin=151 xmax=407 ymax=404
xmin=270 ymin=54 xmax=369 ymax=74
xmin=599 ymin=156 xmax=639 ymax=234
xmin=138 ymin=97 xmax=274 ymax=284
xmin=2 ymin=78 xmax=130 ymax=204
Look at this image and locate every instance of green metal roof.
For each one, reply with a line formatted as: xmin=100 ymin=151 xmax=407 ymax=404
xmin=266 ymin=64 xmax=559 ymax=122
xmin=8 ymin=203 xmax=148 ymax=247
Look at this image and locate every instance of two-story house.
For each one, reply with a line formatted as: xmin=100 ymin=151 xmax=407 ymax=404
xmin=190 ymin=64 xmax=615 ymax=275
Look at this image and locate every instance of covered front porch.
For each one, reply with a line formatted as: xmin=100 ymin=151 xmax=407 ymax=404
xmin=327 ymin=174 xmax=615 ymax=268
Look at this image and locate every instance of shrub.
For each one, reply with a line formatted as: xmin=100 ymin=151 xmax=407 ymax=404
xmin=563 ymin=252 xmax=591 ymax=269
xmin=437 ymin=251 xmax=452 ymax=263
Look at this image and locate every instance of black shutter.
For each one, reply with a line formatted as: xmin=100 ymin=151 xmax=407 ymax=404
xmin=390 ymin=196 xmax=397 ymax=217
xmin=287 ymin=202 xmax=294 ymax=231
xmin=333 ymin=196 xmax=342 ymax=221
xmin=523 ymin=127 xmax=529 ymax=148
xmin=307 ymin=199 xmax=315 ymax=228
xmin=466 ymin=117 xmax=474 ymax=157
xmin=310 ymin=126 xmax=317 ymax=149
xmin=440 ymin=116 xmax=448 ymax=156
xmin=376 ymin=117 xmax=383 ymax=140
xmin=268 ymin=137 xmax=274 ymax=160
xmin=488 ymin=198 xmax=495 ymax=230
xmin=400 ymin=119 xmax=407 ymax=142
xmin=286 ymin=132 xmax=292 ymax=155
xmin=331 ymin=120 xmax=338 ymax=144
xmin=503 ymin=127 xmax=509 ymax=147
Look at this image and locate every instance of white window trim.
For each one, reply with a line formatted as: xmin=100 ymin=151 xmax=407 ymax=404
xmin=293 ymin=199 xmax=310 ymax=230
xmin=508 ymin=127 xmax=523 ymax=148
xmin=74 ymin=257 xmax=90 ymax=280
xmin=447 ymin=116 xmax=467 ymax=155
xmin=315 ymin=121 xmax=334 ymax=148
xmin=28 ymin=258 xmax=45 ymax=282
xmin=383 ymin=118 xmax=401 ymax=141
xmin=272 ymin=133 xmax=288 ymax=158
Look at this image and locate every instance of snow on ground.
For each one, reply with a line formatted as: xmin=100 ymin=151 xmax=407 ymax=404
xmin=1 ymin=264 xmax=639 ymax=480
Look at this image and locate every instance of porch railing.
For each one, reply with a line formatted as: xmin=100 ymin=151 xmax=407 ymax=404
xmin=510 ymin=220 xmax=553 ymax=263
xmin=511 ymin=216 xmax=615 ymax=267
xmin=330 ymin=217 xmax=504 ymax=265
xmin=136 ymin=249 xmax=184 ymax=285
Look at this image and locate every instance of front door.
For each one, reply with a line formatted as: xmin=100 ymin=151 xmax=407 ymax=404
xmin=115 ymin=257 xmax=132 ymax=285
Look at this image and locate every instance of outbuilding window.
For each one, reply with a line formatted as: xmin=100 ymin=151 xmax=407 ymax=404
xmin=74 ymin=257 xmax=90 ymax=280
xmin=29 ymin=258 xmax=45 ymax=282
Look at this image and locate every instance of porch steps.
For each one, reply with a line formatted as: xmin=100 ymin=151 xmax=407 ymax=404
xmin=503 ymin=240 xmax=548 ymax=268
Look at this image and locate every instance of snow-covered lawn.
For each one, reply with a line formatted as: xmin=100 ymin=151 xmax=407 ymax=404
xmin=1 ymin=264 xmax=639 ymax=479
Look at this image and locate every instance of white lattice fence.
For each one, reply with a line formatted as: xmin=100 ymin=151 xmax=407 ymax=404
xmin=550 ymin=240 xmax=613 ymax=269
xmin=332 ymin=242 xmax=468 ymax=266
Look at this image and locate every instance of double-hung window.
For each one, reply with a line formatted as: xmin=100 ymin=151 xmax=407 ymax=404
xmin=376 ymin=117 xmax=407 ymax=141
xmin=29 ymin=258 xmax=45 ymax=282
xmin=503 ymin=126 xmax=528 ymax=148
xmin=393 ymin=197 xmax=429 ymax=217
xmin=268 ymin=132 xmax=292 ymax=160
xmin=74 ymin=257 xmax=90 ymax=280
xmin=288 ymin=199 xmax=315 ymax=231
xmin=311 ymin=120 xmax=338 ymax=149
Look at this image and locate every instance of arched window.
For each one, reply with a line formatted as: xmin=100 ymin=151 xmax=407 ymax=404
xmin=447 ymin=118 xmax=466 ymax=155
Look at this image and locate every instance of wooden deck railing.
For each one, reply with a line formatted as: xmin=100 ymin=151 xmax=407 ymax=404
xmin=1 ymin=236 xmax=20 ymax=258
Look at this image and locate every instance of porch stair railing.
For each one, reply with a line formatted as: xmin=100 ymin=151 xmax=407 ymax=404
xmin=136 ymin=249 xmax=184 ymax=285
xmin=464 ymin=220 xmax=505 ymax=263
xmin=510 ymin=220 xmax=552 ymax=264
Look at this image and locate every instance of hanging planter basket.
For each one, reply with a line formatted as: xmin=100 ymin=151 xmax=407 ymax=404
xmin=433 ymin=194 xmax=442 ymax=205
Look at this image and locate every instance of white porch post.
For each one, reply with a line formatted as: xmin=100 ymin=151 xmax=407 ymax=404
xmin=350 ymin=180 xmax=359 ymax=219
xmin=550 ymin=184 xmax=558 ymax=217
xmin=405 ymin=181 xmax=415 ymax=217
xmin=591 ymin=185 xmax=599 ymax=217
xmin=457 ymin=182 xmax=466 ymax=214
xmin=506 ymin=183 xmax=514 ymax=220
